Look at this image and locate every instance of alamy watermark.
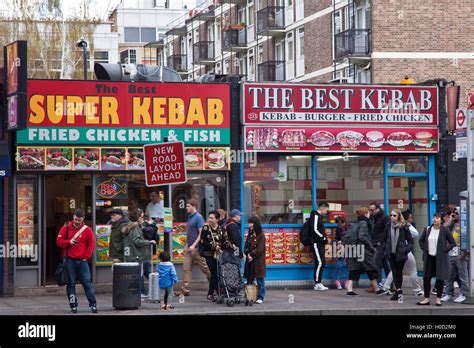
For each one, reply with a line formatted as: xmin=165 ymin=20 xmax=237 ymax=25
xmin=325 ymin=243 xmax=366 ymax=262
xmin=0 ymin=242 xmax=39 ymax=262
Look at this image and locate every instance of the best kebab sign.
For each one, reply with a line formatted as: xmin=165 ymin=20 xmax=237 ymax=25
xmin=242 ymin=83 xmax=439 ymax=153
xmin=143 ymin=142 xmax=187 ymax=187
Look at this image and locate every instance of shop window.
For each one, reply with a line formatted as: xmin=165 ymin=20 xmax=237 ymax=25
xmin=316 ymin=156 xmax=384 ymax=221
xmin=388 ymin=156 xmax=428 ymax=174
xmin=171 ymin=173 xmax=227 ymax=224
xmin=244 ymin=155 xmax=312 ymax=224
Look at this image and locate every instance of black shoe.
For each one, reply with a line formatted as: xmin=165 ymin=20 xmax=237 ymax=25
xmin=436 ymin=302 xmax=442 ymax=307
xmin=71 ymin=307 xmax=78 ymax=314
xmin=390 ymin=290 xmax=402 ymax=301
xmin=206 ymin=294 xmax=213 ymax=302
xmin=90 ymin=305 xmax=98 ymax=313
xmin=416 ymin=301 xmax=430 ymax=305
xmin=375 ymin=289 xmax=386 ymax=295
xmin=346 ymin=291 xmax=359 ymax=296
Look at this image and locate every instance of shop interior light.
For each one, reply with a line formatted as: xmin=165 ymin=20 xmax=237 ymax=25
xmin=317 ymin=155 xmax=360 ymax=162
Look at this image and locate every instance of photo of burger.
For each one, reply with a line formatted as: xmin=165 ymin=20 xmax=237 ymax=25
xmin=309 ymin=131 xmax=336 ymax=147
xmin=365 ymin=131 xmax=385 ymax=148
xmin=185 ymin=148 xmax=203 ymax=170
xmin=205 ymin=148 xmax=227 ymax=170
xmin=414 ymin=132 xmax=436 ymax=148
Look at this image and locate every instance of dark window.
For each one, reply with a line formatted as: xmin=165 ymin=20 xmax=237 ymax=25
xmin=124 ymin=27 xmax=140 ymax=42
xmin=141 ymin=28 xmax=156 ymax=42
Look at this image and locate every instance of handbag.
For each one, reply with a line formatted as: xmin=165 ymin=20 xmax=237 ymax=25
xmin=55 ymin=224 xmax=88 ymax=286
xmin=245 ymin=284 xmax=258 ymax=302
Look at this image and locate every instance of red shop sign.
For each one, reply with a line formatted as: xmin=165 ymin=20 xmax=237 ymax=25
xmin=242 ymin=83 xmax=439 ymax=126
xmin=143 ymin=142 xmax=187 ymax=187
xmin=244 ymin=126 xmax=439 ymax=153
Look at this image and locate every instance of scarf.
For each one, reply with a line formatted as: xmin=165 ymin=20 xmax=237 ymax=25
xmin=391 ymin=221 xmax=400 ymax=254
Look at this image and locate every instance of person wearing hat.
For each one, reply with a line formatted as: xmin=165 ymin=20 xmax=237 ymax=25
xmin=108 ymin=208 xmax=129 ymax=263
xmin=223 ymin=209 xmax=243 ymax=259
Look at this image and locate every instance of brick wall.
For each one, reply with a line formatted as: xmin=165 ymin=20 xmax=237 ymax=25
xmin=304 ymin=12 xmax=333 ymax=74
xmin=305 ymin=0 xmax=332 ymax=16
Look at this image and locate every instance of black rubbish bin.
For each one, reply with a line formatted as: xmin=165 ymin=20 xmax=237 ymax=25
xmin=112 ymin=262 xmax=141 ymax=310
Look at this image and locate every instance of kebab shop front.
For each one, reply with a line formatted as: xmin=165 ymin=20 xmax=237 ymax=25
xmin=241 ymin=83 xmax=439 ymax=281
xmin=13 ymin=79 xmax=231 ymax=288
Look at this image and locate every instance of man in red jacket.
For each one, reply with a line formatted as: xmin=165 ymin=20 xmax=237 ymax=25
xmin=56 ymin=209 xmax=97 ymax=314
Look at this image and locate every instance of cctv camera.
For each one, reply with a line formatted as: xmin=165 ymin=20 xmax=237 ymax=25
xmin=76 ymin=38 xmax=87 ymax=48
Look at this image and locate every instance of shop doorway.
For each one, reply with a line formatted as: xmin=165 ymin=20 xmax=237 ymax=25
xmin=388 ymin=176 xmax=428 ymax=271
xmin=43 ymin=174 xmax=93 ymax=285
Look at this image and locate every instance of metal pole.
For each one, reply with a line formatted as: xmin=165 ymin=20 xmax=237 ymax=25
xmin=467 ymin=110 xmax=474 ymax=299
xmin=163 ymin=136 xmax=171 ymax=255
xmin=82 ymin=43 xmax=88 ymax=80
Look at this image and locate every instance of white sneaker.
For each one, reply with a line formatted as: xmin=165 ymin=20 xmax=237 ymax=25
xmin=454 ymin=294 xmax=467 ymax=303
xmin=314 ymin=283 xmax=329 ymax=291
xmin=255 ymin=299 xmax=263 ymax=304
xmin=441 ymin=294 xmax=453 ymax=302
xmin=454 ymin=281 xmax=460 ymax=288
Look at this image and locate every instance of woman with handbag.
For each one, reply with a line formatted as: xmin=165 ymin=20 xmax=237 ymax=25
xmin=244 ymin=216 xmax=266 ymax=304
xmin=199 ymin=210 xmax=224 ymax=302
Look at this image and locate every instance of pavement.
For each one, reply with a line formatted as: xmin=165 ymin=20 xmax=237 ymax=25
xmin=1 ymin=287 xmax=474 ymax=315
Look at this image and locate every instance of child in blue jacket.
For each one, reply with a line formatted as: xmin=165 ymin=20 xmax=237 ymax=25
xmin=158 ymin=251 xmax=179 ymax=310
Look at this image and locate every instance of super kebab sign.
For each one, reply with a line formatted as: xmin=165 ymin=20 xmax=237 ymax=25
xmin=17 ymin=80 xmax=230 ymax=145
xmin=242 ymin=83 xmax=439 ymax=153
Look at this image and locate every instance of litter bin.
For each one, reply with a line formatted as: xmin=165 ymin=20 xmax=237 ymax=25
xmin=112 ymin=262 xmax=141 ymax=310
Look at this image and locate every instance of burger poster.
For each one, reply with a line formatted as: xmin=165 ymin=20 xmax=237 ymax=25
xmin=244 ymin=126 xmax=439 ymax=153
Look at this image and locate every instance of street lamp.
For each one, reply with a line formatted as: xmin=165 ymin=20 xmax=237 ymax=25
xmin=76 ymin=38 xmax=88 ymax=80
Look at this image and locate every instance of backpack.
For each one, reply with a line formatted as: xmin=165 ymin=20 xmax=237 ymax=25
xmin=342 ymin=222 xmax=361 ymax=245
xmin=299 ymin=219 xmax=312 ymax=246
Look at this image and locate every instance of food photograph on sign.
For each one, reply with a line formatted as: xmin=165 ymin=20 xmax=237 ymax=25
xmin=45 ymin=148 xmax=73 ymax=170
xmin=204 ymin=148 xmax=228 ymax=170
xmin=17 ymin=147 xmax=45 ymax=170
xmin=127 ymin=148 xmax=145 ymax=170
xmin=101 ymin=148 xmax=126 ymax=170
xmin=184 ymin=147 xmax=203 ymax=170
xmin=74 ymin=148 xmax=100 ymax=170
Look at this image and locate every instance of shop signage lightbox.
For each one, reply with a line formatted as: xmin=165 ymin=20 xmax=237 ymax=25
xmin=242 ymin=83 xmax=439 ymax=154
xmin=16 ymin=80 xmax=231 ymax=145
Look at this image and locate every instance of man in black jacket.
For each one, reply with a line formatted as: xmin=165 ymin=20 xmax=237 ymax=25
xmin=369 ymin=202 xmax=391 ymax=289
xmin=310 ymin=202 xmax=329 ymax=291
xmin=224 ymin=209 xmax=243 ymax=259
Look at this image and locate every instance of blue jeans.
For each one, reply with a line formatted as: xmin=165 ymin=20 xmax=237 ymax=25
xmin=65 ymin=259 xmax=97 ymax=309
xmin=334 ymin=258 xmax=347 ymax=282
xmin=140 ymin=262 xmax=151 ymax=295
xmin=256 ymin=278 xmax=265 ymax=301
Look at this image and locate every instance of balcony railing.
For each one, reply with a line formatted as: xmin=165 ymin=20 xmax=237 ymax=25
xmin=167 ymin=54 xmax=187 ymax=72
xmin=335 ymin=29 xmax=371 ymax=59
xmin=258 ymin=60 xmax=285 ymax=82
xmin=193 ymin=41 xmax=215 ymax=64
xmin=222 ymin=28 xmax=247 ymax=50
xmin=257 ymin=6 xmax=285 ymax=35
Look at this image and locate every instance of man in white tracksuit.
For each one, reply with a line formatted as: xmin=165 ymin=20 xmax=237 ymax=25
xmin=383 ymin=210 xmax=423 ymax=295
xmin=309 ymin=202 xmax=330 ymax=291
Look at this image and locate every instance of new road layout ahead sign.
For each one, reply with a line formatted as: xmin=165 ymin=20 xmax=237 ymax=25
xmin=143 ymin=142 xmax=187 ymax=187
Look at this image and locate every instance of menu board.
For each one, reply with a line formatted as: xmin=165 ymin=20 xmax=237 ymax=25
xmin=17 ymin=184 xmax=35 ymax=255
xmin=96 ymin=225 xmax=112 ymax=265
xmin=172 ymin=222 xmax=187 ymax=263
xmin=244 ymin=126 xmax=439 ymax=153
xmin=16 ymin=146 xmax=231 ymax=172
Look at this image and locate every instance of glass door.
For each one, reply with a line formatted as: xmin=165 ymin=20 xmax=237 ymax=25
xmin=387 ymin=176 xmax=428 ymax=272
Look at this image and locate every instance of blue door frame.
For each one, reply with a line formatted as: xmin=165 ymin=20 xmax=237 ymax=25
xmin=240 ymin=154 xmax=437 ymax=281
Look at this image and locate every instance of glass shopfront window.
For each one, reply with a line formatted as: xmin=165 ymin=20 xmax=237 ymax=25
xmin=244 ymin=155 xmax=312 ymax=224
xmin=388 ymin=156 xmax=428 ymax=174
xmin=316 ymin=156 xmax=385 ymax=221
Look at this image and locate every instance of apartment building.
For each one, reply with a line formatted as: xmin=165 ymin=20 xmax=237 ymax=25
xmin=158 ymin=0 xmax=472 ymax=105
xmin=158 ymin=0 xmax=370 ymax=83
xmin=108 ymin=0 xmax=201 ymax=66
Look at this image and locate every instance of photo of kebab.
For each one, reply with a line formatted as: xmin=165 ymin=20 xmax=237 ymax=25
xmin=74 ymin=149 xmax=100 ymax=170
xmin=309 ymin=131 xmax=336 ymax=147
xmin=280 ymin=129 xmax=307 ymax=148
xmin=386 ymin=132 xmax=413 ymax=147
xmin=248 ymin=128 xmax=279 ymax=150
xmin=17 ymin=148 xmax=45 ymax=170
xmin=46 ymin=148 xmax=72 ymax=170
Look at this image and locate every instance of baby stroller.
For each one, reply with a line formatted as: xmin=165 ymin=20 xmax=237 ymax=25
xmin=215 ymin=249 xmax=251 ymax=307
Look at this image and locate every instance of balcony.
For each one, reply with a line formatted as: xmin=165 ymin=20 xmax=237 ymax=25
xmin=222 ymin=28 xmax=247 ymax=51
xmin=335 ymin=29 xmax=371 ymax=60
xmin=257 ymin=6 xmax=285 ymax=36
xmin=258 ymin=60 xmax=285 ymax=82
xmin=167 ymin=55 xmax=187 ymax=73
xmin=193 ymin=41 xmax=215 ymax=65
xmin=222 ymin=0 xmax=246 ymax=4
xmin=165 ymin=25 xmax=187 ymax=37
